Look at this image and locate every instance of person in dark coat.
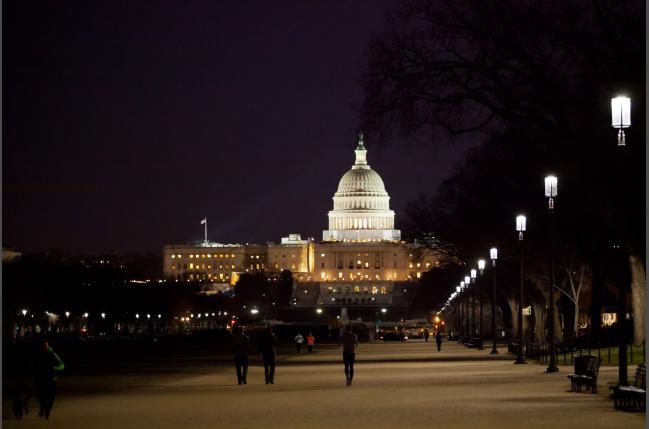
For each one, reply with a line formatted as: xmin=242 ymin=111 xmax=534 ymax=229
xmin=257 ymin=326 xmax=279 ymax=384
xmin=435 ymin=331 xmax=443 ymax=352
xmin=231 ymin=326 xmax=250 ymax=385
xmin=423 ymin=328 xmax=430 ymax=342
xmin=34 ymin=341 xmax=64 ymax=419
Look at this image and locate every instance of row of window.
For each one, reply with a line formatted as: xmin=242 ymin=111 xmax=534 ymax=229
xmin=171 ymin=253 xmax=237 ymax=259
xmin=327 ymin=286 xmax=388 ymax=295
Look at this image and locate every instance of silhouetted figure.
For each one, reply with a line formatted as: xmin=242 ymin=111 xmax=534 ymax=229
xmin=11 ymin=384 xmax=28 ymax=419
xmin=294 ymin=332 xmax=304 ymax=354
xmin=435 ymin=331 xmax=443 ymax=352
xmin=34 ymin=341 xmax=64 ymax=419
xmin=339 ymin=324 xmax=359 ymax=385
xmin=423 ymin=328 xmax=430 ymax=342
xmin=306 ymin=332 xmax=315 ymax=353
xmin=257 ymin=326 xmax=278 ymax=384
xmin=231 ymin=327 xmax=249 ymax=385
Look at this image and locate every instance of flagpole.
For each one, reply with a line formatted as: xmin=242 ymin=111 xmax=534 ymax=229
xmin=204 ymin=218 xmax=207 ymax=244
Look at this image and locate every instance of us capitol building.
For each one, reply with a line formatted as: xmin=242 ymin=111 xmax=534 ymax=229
xmin=163 ymin=134 xmax=440 ymax=311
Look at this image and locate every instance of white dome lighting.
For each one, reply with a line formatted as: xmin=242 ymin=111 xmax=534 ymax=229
xmin=323 ymin=133 xmax=401 ymax=242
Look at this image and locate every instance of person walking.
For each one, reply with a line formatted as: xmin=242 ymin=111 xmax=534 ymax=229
xmin=306 ymin=332 xmax=315 ymax=354
xmin=231 ymin=326 xmax=249 ymax=385
xmin=423 ymin=328 xmax=430 ymax=342
xmin=435 ymin=331 xmax=443 ymax=352
xmin=294 ymin=332 xmax=304 ymax=354
xmin=257 ymin=326 xmax=278 ymax=384
xmin=339 ymin=324 xmax=359 ymax=386
xmin=33 ymin=341 xmax=64 ymax=420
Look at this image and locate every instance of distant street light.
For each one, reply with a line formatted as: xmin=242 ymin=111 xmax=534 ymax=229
xmin=489 ymin=248 xmax=499 ymax=354
xmin=476 ymin=262 xmax=485 ymax=349
xmin=611 ymin=96 xmax=631 ymax=146
xmin=101 ymin=313 xmax=106 ymax=319
xmin=316 ymin=308 xmax=323 ymax=315
xmin=470 ymin=270 xmax=477 ymax=337
xmin=65 ymin=311 xmax=70 ymax=318
xmin=381 ymin=308 xmax=387 ymax=314
xmin=21 ymin=309 xmax=27 ymax=316
xmin=250 ymin=309 xmax=259 ymax=314
xmin=515 ymin=215 xmax=527 ymax=364
xmin=545 ymin=175 xmax=559 ymax=373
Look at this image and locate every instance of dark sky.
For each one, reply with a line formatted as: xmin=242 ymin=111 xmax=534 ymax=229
xmin=4 ymin=1 xmax=475 ymax=254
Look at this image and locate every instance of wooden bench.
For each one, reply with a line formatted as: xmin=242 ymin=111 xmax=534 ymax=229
xmin=465 ymin=337 xmax=483 ymax=349
xmin=567 ymin=355 xmax=600 ymax=393
xmin=610 ymin=363 xmax=646 ymax=411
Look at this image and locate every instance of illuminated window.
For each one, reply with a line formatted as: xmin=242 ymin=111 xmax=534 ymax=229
xmin=195 ymin=254 xmax=199 ymax=258
xmin=416 ymin=263 xmax=421 ymax=268
xmin=171 ymin=265 xmax=176 ymax=270
xmin=338 ymin=272 xmax=343 ymax=279
xmin=177 ymin=254 xmax=182 ymax=258
xmin=171 ymin=255 xmax=176 ymax=259
xmin=354 ymin=286 xmax=360 ymax=294
xmin=321 ymin=253 xmax=325 ymax=257
xmin=190 ymin=255 xmax=194 ymax=258
xmin=364 ymin=262 xmax=369 ymax=269
xmin=372 ymin=287 xmax=378 ymax=294
xmin=426 ymin=263 xmax=430 ymax=268
xmin=416 ymin=272 xmax=421 ymax=279
xmin=321 ymin=272 xmax=326 ymax=279
xmin=363 ymin=287 xmax=369 ymax=294
xmin=189 ymin=263 xmax=194 ymax=269
xmin=380 ymin=287 xmax=387 ymax=295
xmin=409 ymin=263 xmax=413 ymax=268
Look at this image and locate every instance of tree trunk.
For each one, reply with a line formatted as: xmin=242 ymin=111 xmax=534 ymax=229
xmin=573 ymin=297 xmax=579 ymax=339
xmin=588 ymin=253 xmax=603 ymax=340
xmin=508 ymin=297 xmax=519 ymax=341
xmin=629 ymin=254 xmax=645 ymax=345
xmin=532 ymin=302 xmax=544 ymax=344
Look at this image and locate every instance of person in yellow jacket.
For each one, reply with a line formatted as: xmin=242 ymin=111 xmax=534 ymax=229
xmin=34 ymin=341 xmax=64 ymax=420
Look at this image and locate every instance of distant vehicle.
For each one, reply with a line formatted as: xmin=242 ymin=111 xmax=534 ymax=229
xmin=379 ymin=331 xmax=407 ymax=341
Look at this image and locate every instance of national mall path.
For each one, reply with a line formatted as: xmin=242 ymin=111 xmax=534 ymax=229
xmin=4 ymin=341 xmax=644 ymax=428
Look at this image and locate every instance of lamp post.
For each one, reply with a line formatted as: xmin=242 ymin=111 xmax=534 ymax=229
xmin=612 ymin=95 xmax=631 ymax=386
xmin=489 ymin=248 xmax=499 ymax=354
xmin=470 ymin=270 xmax=477 ymax=338
xmin=465 ymin=276 xmax=472 ymax=339
xmin=545 ymin=175 xmax=559 ymax=373
xmin=611 ymin=96 xmax=631 ymax=146
xmin=456 ymin=286 xmax=461 ymax=340
xmin=515 ymin=215 xmax=527 ymax=364
xmin=477 ymin=260 xmax=486 ymax=349
xmin=462 ymin=281 xmax=468 ymax=341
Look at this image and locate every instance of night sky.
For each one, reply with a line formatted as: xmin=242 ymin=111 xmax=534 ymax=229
xmin=4 ymin=1 xmax=474 ymax=254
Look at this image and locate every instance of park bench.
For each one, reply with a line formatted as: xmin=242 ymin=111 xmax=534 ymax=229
xmin=609 ymin=362 xmax=645 ymax=411
xmin=465 ymin=337 xmax=483 ymax=349
xmin=567 ymin=355 xmax=600 ymax=393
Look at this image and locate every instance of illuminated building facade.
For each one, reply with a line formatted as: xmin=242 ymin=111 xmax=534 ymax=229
xmin=163 ymin=134 xmax=440 ymax=310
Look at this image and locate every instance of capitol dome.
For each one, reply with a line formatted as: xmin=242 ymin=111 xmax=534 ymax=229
xmin=322 ymin=133 xmax=401 ymax=242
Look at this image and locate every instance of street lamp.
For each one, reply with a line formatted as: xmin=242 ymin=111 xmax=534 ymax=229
xmin=515 ymin=215 xmax=527 ymax=364
xmin=545 ymin=175 xmax=559 ymax=373
xmin=461 ymin=281 xmax=469 ymax=341
xmin=611 ymin=96 xmax=631 ymax=146
xmin=470 ymin=270 xmax=477 ymax=338
xmin=489 ymin=247 xmax=499 ymax=354
xmin=477 ymin=262 xmax=486 ymax=349
xmin=22 ymin=309 xmax=27 ymax=316
xmin=316 ymin=308 xmax=323 ymax=314
xmin=456 ymin=286 xmax=461 ymax=339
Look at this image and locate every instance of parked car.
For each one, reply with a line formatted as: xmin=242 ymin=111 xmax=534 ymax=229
xmin=379 ymin=331 xmax=407 ymax=341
